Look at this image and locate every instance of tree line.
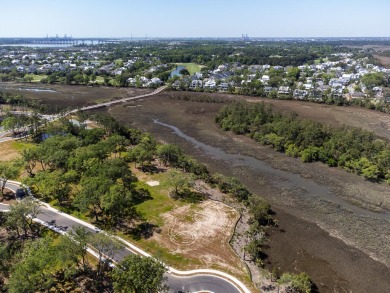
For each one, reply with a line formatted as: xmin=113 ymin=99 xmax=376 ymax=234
xmin=216 ymin=101 xmax=390 ymax=183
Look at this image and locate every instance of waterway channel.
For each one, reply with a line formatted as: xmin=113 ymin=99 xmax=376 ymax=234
xmin=0 ymin=85 xmax=57 ymax=93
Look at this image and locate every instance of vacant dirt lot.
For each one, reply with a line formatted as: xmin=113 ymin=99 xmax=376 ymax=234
xmin=152 ymin=200 xmax=245 ymax=277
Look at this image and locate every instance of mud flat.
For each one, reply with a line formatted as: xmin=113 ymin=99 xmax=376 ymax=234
xmin=103 ymin=93 xmax=390 ymax=293
xmin=0 ymin=82 xmax=152 ymax=112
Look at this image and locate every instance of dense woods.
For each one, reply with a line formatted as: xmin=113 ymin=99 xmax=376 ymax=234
xmin=216 ymin=101 xmax=390 ymax=183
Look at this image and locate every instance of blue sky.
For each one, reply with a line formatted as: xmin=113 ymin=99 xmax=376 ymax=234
xmin=1 ymin=0 xmax=389 ymax=38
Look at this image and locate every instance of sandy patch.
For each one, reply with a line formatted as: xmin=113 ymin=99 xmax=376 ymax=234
xmin=146 ymin=180 xmax=160 ymax=186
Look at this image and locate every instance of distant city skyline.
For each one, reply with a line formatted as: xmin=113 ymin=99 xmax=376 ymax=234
xmin=1 ymin=0 xmax=390 ymax=38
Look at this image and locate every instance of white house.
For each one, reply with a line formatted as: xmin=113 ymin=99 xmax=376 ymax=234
xmin=149 ymin=77 xmax=162 ymax=85
xmin=189 ymin=80 xmax=203 ymax=89
xmin=278 ymin=86 xmax=290 ymax=94
xmin=127 ymin=77 xmax=137 ymax=86
xmin=218 ymin=82 xmax=229 ymax=92
xmin=261 ymin=75 xmax=270 ymax=83
xmin=293 ymin=89 xmax=309 ymax=100
xmin=204 ymin=79 xmax=216 ymax=89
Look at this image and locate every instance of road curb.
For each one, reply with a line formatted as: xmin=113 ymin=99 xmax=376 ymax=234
xmin=115 ymin=234 xmax=251 ymax=293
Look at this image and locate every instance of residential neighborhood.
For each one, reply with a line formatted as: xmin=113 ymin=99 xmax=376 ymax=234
xmin=1 ymin=43 xmax=389 ymax=107
xmin=171 ymin=54 xmax=390 ymax=105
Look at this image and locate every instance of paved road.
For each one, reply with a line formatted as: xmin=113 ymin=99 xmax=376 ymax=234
xmin=0 ymin=181 xmax=246 ymax=293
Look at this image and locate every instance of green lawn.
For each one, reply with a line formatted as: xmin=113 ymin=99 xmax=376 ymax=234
xmin=94 ymin=76 xmax=105 ymax=85
xmin=114 ymin=59 xmax=123 ymax=66
xmin=314 ymin=57 xmax=329 ymax=64
xmin=116 ymin=168 xmax=204 ymax=269
xmin=133 ymin=169 xmax=185 ymax=226
xmin=11 ymin=140 xmax=35 ymax=152
xmin=175 ymin=63 xmax=204 ymax=75
xmin=24 ymin=74 xmax=48 ymax=82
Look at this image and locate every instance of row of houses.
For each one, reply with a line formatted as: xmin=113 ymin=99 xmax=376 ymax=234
xmin=170 ymin=55 xmax=390 ymax=101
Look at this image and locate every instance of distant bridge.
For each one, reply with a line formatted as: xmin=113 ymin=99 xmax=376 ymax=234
xmin=0 ymin=37 xmax=122 ymax=45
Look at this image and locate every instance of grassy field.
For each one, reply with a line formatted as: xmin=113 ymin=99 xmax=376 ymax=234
xmin=24 ymin=74 xmax=48 ymax=82
xmin=175 ymin=63 xmax=204 ymax=75
xmin=131 ymin=167 xmax=186 ymax=226
xmin=314 ymin=57 xmax=329 ymax=64
xmin=114 ymin=59 xmax=123 ymax=66
xmin=94 ymin=76 xmax=105 ymax=85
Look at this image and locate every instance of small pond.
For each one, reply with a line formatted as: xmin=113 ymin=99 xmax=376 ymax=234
xmin=170 ymin=65 xmax=185 ymax=78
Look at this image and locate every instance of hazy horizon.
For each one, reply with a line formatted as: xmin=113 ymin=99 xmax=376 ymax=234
xmin=1 ymin=0 xmax=390 ymax=38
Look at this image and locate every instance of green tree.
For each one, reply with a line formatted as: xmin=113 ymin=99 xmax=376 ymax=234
xmin=24 ymin=170 xmax=71 ymax=203
xmin=8 ymin=237 xmax=59 ymax=293
xmin=279 ymin=272 xmax=312 ymax=293
xmin=361 ymin=72 xmax=387 ymax=89
xmin=74 ymin=176 xmax=111 ymax=222
xmin=127 ymin=145 xmax=155 ymax=167
xmin=165 ymin=169 xmax=193 ymax=197
xmin=248 ymin=195 xmax=272 ymax=226
xmin=179 ymin=68 xmax=190 ymax=76
xmin=287 ymin=67 xmax=301 ymax=81
xmin=58 ymin=226 xmax=91 ymax=272
xmin=100 ymin=185 xmax=138 ymax=227
xmin=1 ymin=116 xmax=18 ymax=133
xmin=5 ymin=197 xmax=41 ymax=238
xmin=245 ymin=236 xmax=265 ymax=262
xmin=112 ymin=254 xmax=168 ymax=293
xmin=157 ymin=144 xmax=183 ymax=166
xmin=88 ymin=233 xmax=122 ymax=281
xmin=104 ymin=134 xmax=129 ymax=157
xmin=0 ymin=161 xmax=20 ymax=197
